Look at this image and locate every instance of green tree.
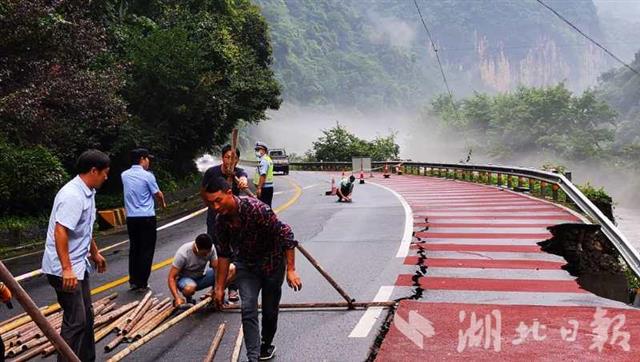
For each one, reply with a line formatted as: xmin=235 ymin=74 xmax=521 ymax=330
xmin=0 ymin=0 xmax=128 ymax=170
xmin=309 ymin=123 xmax=399 ymax=161
xmin=430 ymin=84 xmax=617 ymax=161
xmin=102 ymin=0 xmax=282 ymax=176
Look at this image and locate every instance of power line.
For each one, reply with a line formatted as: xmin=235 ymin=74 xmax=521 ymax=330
xmin=536 ymin=0 xmax=640 ymax=76
xmin=412 ymin=0 xmax=457 ymax=107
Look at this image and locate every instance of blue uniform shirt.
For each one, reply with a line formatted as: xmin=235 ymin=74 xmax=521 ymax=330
xmin=258 ymin=158 xmax=273 ymax=188
xmin=42 ymin=176 xmax=96 ymax=280
xmin=121 ymin=165 xmax=160 ymax=217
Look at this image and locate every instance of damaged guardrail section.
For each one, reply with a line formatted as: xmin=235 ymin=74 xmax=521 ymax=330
xmin=290 ymin=161 xmax=640 ymax=281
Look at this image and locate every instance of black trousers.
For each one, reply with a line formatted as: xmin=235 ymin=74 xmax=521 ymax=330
xmin=235 ymin=262 xmax=285 ymax=361
xmin=126 ymin=216 xmax=157 ymax=287
xmin=47 ymin=272 xmax=95 ymax=362
xmin=259 ymin=187 xmax=274 ymax=207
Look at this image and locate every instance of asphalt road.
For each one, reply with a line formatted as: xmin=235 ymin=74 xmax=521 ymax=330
xmin=1 ymin=171 xmax=410 ymax=362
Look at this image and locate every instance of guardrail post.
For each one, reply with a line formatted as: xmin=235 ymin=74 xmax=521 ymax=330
xmin=507 ymin=174 xmax=513 ymax=189
xmin=552 ymin=184 xmax=559 ymax=201
xmin=486 ymin=172 xmax=492 ymax=185
xmin=528 ymin=178 xmax=534 ymax=193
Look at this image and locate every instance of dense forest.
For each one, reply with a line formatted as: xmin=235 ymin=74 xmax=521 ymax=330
xmin=0 ymin=0 xmax=281 ymax=216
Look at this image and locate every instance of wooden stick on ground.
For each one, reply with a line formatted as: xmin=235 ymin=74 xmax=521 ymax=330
xmin=230 ymin=325 xmax=243 ymax=362
xmin=125 ymin=302 xmax=171 ymax=342
xmin=133 ymin=305 xmax=175 ymax=340
xmin=94 ymin=301 xmax=139 ymax=328
xmin=6 ymin=342 xmax=49 ymax=362
xmin=295 ymin=244 xmax=355 ymax=308
xmin=95 ymin=309 xmax=137 ymax=343
xmin=0 ymin=311 xmax=28 ymax=329
xmin=122 ymin=297 xmax=155 ymax=334
xmin=0 ymin=305 xmax=60 ymax=336
xmin=203 ymin=323 xmax=226 ymax=362
xmin=107 ymin=298 xmax=212 ymax=362
xmin=104 ymin=334 xmax=126 ymax=353
xmin=126 ymin=291 xmax=152 ymax=321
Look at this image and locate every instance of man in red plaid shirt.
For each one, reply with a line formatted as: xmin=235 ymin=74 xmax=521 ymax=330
xmin=203 ymin=177 xmax=302 ymax=361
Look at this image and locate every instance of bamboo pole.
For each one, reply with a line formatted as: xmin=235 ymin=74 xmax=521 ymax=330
xmin=95 ymin=309 xmax=136 ymax=343
xmin=0 ymin=261 xmax=79 ymax=362
xmin=94 ymin=301 xmax=139 ymax=327
xmin=125 ymin=302 xmax=169 ymax=341
xmin=0 ymin=311 xmax=28 ymax=329
xmin=0 ymin=305 xmax=59 ymax=336
xmin=133 ymin=305 xmax=175 ymax=339
xmin=122 ymin=297 xmax=155 ymax=334
xmin=295 ymin=244 xmax=355 ymax=308
xmin=41 ymin=342 xmax=55 ymax=357
xmin=230 ymin=326 xmax=243 ymax=362
xmin=107 ymin=298 xmax=211 ymax=362
xmin=203 ymin=323 xmax=226 ymax=362
xmin=98 ymin=302 xmax=117 ymax=316
xmin=6 ymin=342 xmax=49 ymax=362
xmin=1 ymin=293 xmax=113 ymax=337
xmin=126 ymin=291 xmax=152 ymax=323
xmin=4 ymin=334 xmax=18 ymax=348
xmin=95 ymin=293 xmax=119 ymax=305
xmin=104 ymin=334 xmax=126 ymax=353
xmin=20 ymin=335 xmax=47 ymax=352
xmin=13 ymin=313 xmax=62 ymax=347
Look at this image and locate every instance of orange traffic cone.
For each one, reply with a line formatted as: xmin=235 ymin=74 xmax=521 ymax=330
xmin=359 ymin=170 xmax=365 ymax=184
xmin=383 ymin=164 xmax=390 ymax=178
xmin=325 ymin=177 xmax=337 ymax=195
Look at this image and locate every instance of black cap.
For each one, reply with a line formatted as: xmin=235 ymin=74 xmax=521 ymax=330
xmin=130 ymin=148 xmax=154 ymax=164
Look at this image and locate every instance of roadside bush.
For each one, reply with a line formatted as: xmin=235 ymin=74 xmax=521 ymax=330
xmin=0 ymin=141 xmax=68 ymax=215
xmin=578 ymin=182 xmax=614 ymax=222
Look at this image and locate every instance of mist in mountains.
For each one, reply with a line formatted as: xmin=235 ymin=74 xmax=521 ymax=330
xmin=248 ymin=0 xmax=639 ymax=202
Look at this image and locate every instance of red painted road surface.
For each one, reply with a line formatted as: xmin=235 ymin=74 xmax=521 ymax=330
xmin=368 ymin=174 xmax=637 ymax=361
xmin=377 ymin=302 xmax=639 ymax=361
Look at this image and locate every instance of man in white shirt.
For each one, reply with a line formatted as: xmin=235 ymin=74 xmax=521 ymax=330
xmin=42 ymin=149 xmax=109 ymax=362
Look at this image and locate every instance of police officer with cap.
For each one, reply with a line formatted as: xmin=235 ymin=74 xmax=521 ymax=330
xmin=254 ymin=142 xmax=274 ymax=207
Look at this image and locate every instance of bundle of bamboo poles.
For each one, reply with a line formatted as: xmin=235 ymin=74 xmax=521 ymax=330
xmin=1 ymin=293 xmax=122 ymax=362
xmin=102 ymin=291 xmax=175 ymax=354
xmin=0 ymin=290 xmax=177 ymax=362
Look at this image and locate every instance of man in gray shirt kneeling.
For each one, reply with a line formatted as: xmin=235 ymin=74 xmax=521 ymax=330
xmin=167 ymin=233 xmax=236 ymax=307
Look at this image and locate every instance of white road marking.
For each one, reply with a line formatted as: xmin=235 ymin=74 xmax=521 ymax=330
xmin=369 ymin=182 xmax=413 ymax=258
xmin=303 ymin=183 xmax=322 ymax=190
xmin=349 ymin=286 xmax=394 ymax=338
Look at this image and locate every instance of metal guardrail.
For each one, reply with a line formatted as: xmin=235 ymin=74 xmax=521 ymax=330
xmin=290 ymin=161 xmax=640 ymax=278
